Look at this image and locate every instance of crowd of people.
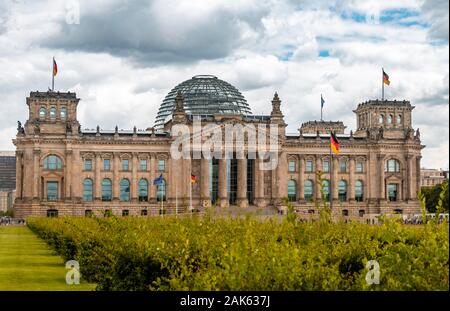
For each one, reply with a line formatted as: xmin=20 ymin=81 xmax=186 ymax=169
xmin=0 ymin=216 xmax=26 ymax=226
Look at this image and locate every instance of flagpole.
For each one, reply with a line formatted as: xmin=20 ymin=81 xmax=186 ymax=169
xmin=329 ymin=134 xmax=333 ymax=211
xmin=160 ymin=181 xmax=164 ymax=217
xmin=52 ymin=57 xmax=55 ymax=92
xmin=382 ymin=67 xmax=384 ymax=101
xmin=175 ymin=177 xmax=178 ymax=217
xmin=189 ymin=178 xmax=193 ymax=212
xmin=320 ymin=94 xmax=323 ymax=121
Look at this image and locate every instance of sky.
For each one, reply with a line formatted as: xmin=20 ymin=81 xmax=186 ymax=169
xmin=0 ymin=0 xmax=448 ymax=169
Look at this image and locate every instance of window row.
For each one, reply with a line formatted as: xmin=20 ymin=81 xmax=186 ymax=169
xmin=378 ymin=113 xmax=402 ymax=125
xmin=287 ymin=179 xmax=365 ymax=202
xmin=83 ymin=158 xmax=166 ymax=172
xmin=39 ymin=106 xmax=67 ymax=120
xmin=288 ymin=159 xmax=365 ymax=173
xmin=41 ymin=155 xmax=166 ymax=172
xmin=83 ymin=178 xmax=167 ymax=202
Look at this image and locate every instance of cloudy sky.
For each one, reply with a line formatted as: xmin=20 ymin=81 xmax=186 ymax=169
xmin=0 ymin=0 xmax=448 ymax=169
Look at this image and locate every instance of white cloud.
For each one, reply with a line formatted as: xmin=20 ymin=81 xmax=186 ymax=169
xmin=0 ymin=0 xmax=448 ymax=170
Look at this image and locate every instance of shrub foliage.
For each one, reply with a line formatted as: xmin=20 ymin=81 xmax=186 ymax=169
xmin=27 ymin=214 xmax=448 ymax=291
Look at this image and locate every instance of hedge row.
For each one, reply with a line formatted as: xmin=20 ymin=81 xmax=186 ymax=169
xmin=27 ymin=215 xmax=449 ymax=290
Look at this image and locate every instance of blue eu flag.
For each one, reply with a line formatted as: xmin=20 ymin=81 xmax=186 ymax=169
xmin=153 ymin=174 xmax=164 ymax=185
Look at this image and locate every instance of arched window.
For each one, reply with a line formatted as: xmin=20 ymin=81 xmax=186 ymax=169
xmin=39 ymin=107 xmax=46 ymax=119
xmin=304 ymin=180 xmax=314 ymax=201
xmin=385 ymin=159 xmax=400 ymax=172
xmin=287 ymin=180 xmax=297 ymax=201
xmin=355 ymin=180 xmax=364 ymax=202
xmin=43 ymin=155 xmax=62 ymax=170
xmin=83 ymin=178 xmax=93 ymax=202
xmin=338 ymin=180 xmax=347 ymax=202
xmin=397 ymin=114 xmax=402 ymax=125
xmin=156 ymin=179 xmax=166 ymax=202
xmin=342 ymin=209 xmax=349 ymax=216
xmin=387 ymin=114 xmax=393 ymax=124
xmin=102 ymin=179 xmax=112 ymax=201
xmin=379 ymin=114 xmax=384 ymax=124
xmin=321 ymin=180 xmax=330 ymax=202
xmin=60 ymin=107 xmax=67 ymax=119
xmin=50 ymin=107 xmax=57 ymax=120
xmin=138 ymin=179 xmax=148 ymax=201
xmin=120 ymin=179 xmax=130 ymax=202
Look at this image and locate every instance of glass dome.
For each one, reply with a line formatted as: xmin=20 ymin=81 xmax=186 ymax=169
xmin=154 ymin=75 xmax=252 ymax=128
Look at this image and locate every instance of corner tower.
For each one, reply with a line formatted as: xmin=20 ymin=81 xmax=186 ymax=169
xmin=23 ymin=91 xmax=80 ymax=136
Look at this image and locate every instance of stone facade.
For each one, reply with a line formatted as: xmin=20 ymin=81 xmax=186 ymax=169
xmin=13 ymin=87 xmax=423 ymax=219
xmin=420 ymin=168 xmax=448 ymax=187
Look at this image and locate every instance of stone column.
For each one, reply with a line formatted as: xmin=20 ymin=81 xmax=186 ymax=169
xmin=277 ymin=151 xmax=288 ymax=202
xmin=349 ymin=156 xmax=355 ymax=202
xmin=315 ymin=156 xmax=322 ymax=200
xmin=200 ymin=158 xmax=210 ymax=207
xmin=72 ymin=149 xmax=81 ymax=202
xmin=218 ymin=158 xmax=229 ymax=207
xmin=33 ymin=149 xmax=40 ymax=201
xmin=254 ymin=157 xmax=266 ymax=207
xmin=131 ymin=153 xmax=138 ymax=202
xmin=113 ymin=152 xmax=120 ymax=201
xmin=332 ymin=157 xmax=339 ymax=201
xmin=94 ymin=153 xmax=101 ymax=201
xmin=406 ymin=154 xmax=416 ymax=200
xmin=65 ymin=150 xmax=72 ymax=201
xmin=298 ymin=156 xmax=304 ymax=201
xmin=378 ymin=155 xmax=385 ymax=200
xmin=149 ymin=154 xmax=156 ymax=201
xmin=415 ymin=156 xmax=421 ymax=199
xmin=237 ymin=157 xmax=248 ymax=208
xmin=15 ymin=151 xmax=23 ymax=200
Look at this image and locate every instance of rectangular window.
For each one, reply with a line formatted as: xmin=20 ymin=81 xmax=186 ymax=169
xmin=388 ymin=184 xmax=398 ymax=202
xmin=339 ymin=160 xmax=347 ymax=173
xmin=158 ymin=159 xmax=165 ymax=171
xmin=84 ymin=159 xmax=92 ymax=171
xmin=122 ymin=159 xmax=129 ymax=171
xmin=47 ymin=181 xmax=58 ymax=201
xmin=288 ymin=160 xmax=296 ymax=172
xmin=103 ymin=159 xmax=111 ymax=171
xmin=322 ymin=160 xmax=330 ymax=173
xmin=305 ymin=160 xmax=314 ymax=172
xmin=140 ymin=159 xmax=147 ymax=171
xmin=356 ymin=162 xmax=364 ymax=173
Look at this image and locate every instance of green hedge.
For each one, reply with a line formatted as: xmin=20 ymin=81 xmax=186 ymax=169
xmin=27 ymin=215 xmax=449 ymax=291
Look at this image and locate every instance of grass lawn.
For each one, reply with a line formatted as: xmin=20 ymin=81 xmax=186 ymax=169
xmin=0 ymin=226 xmax=95 ymax=291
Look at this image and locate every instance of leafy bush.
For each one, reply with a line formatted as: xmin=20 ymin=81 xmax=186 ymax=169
xmin=27 ymin=214 xmax=448 ymax=291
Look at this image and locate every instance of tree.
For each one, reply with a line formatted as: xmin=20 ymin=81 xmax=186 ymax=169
xmin=420 ymin=180 xmax=449 ymax=213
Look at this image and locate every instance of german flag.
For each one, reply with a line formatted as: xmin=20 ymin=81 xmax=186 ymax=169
xmin=53 ymin=58 xmax=58 ymax=77
xmin=191 ymin=174 xmax=197 ymax=184
xmin=330 ymin=132 xmax=340 ymax=155
xmin=383 ymin=69 xmax=390 ymax=85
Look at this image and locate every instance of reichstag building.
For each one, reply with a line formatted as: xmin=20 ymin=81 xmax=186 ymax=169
xmin=13 ymin=75 xmax=423 ymax=218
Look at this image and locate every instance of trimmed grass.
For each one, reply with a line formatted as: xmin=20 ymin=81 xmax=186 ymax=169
xmin=0 ymin=226 xmax=95 ymax=290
